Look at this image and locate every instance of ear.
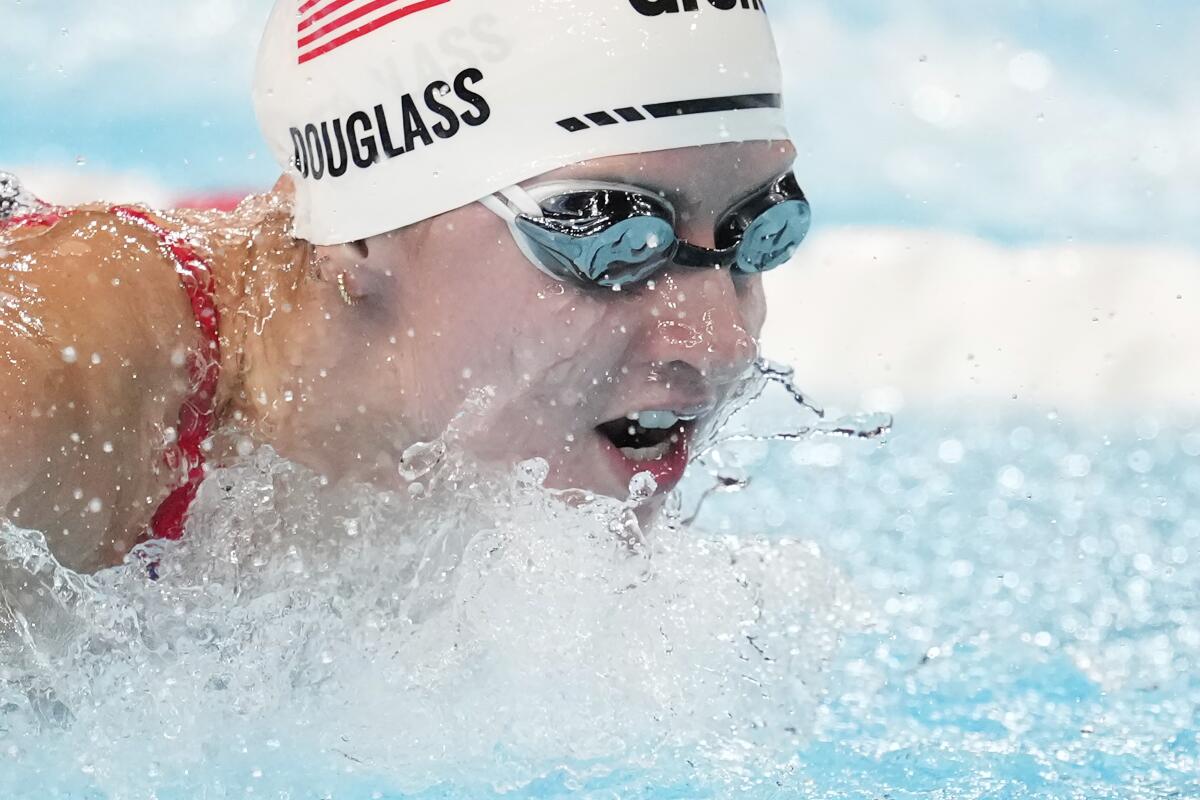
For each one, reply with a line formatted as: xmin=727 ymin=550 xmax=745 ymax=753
xmin=313 ymin=238 xmax=372 ymax=302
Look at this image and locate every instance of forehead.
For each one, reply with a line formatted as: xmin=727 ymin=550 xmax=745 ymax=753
xmin=532 ymin=140 xmax=797 ymax=215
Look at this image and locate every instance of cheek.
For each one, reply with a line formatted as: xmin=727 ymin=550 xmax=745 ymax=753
xmin=477 ymin=287 xmax=625 ymax=391
xmin=395 ymin=242 xmax=622 ymax=409
xmin=737 ymin=277 xmax=768 ymax=338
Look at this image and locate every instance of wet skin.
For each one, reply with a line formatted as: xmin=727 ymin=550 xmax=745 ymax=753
xmin=0 ymin=140 xmax=796 ymax=571
xmin=248 ymin=140 xmax=797 ymax=506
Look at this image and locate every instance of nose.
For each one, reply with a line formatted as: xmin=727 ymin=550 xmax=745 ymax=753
xmin=636 ymin=266 xmax=762 ymax=386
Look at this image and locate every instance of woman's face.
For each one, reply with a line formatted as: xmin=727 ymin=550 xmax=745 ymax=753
xmin=312 ymin=140 xmax=797 ymax=504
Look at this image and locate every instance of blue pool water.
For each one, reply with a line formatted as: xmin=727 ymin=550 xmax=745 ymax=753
xmin=2 ymin=404 xmax=1196 ymax=798
xmin=696 ymin=409 xmax=1200 ymax=799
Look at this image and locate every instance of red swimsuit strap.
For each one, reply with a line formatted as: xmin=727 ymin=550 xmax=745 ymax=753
xmin=3 ymin=205 xmax=220 ymax=542
xmin=2 ymin=209 xmax=68 ymax=230
xmin=112 ymin=207 xmax=222 ymax=542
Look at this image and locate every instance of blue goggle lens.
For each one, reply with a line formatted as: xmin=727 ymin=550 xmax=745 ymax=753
xmin=734 ymin=199 xmax=811 ymax=275
xmin=514 ymin=214 xmax=677 ymax=288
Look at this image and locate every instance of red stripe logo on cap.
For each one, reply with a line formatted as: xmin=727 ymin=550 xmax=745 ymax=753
xmin=296 ymin=0 xmax=452 ymax=64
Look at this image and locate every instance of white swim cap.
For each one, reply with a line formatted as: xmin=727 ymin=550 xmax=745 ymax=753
xmin=254 ymin=0 xmax=789 ymax=245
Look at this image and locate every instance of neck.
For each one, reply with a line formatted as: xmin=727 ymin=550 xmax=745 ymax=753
xmin=197 ymin=195 xmax=397 ymax=483
xmin=194 ymin=194 xmax=316 ymax=439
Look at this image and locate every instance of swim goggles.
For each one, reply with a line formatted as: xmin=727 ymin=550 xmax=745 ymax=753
xmin=480 ymin=172 xmax=811 ymax=289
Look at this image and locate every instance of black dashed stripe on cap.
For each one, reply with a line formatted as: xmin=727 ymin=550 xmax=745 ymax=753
xmin=643 ymin=93 xmax=781 ymax=118
xmin=556 ymin=117 xmax=590 ymax=132
xmin=585 ymin=111 xmax=620 ymax=126
xmin=556 ymin=93 xmax=781 ymax=132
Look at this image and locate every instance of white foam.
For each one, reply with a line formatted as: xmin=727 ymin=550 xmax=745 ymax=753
xmin=0 ymin=441 xmax=867 ymax=796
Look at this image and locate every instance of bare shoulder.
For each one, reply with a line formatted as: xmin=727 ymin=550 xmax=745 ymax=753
xmin=1 ymin=207 xmax=195 ymax=355
xmin=0 ymin=207 xmax=196 ymax=570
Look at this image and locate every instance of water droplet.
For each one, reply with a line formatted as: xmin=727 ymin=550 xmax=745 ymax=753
xmin=398 ymin=440 xmax=445 ymax=482
xmin=516 ymin=458 xmax=549 ymax=487
xmin=627 ymin=471 xmax=658 ymax=503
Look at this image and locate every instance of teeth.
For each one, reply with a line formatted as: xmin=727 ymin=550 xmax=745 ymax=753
xmin=629 ymin=410 xmax=683 ymax=430
xmin=620 ymin=440 xmax=671 ymax=462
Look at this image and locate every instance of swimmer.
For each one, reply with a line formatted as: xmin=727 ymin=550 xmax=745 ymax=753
xmin=0 ymin=0 xmax=808 ymax=572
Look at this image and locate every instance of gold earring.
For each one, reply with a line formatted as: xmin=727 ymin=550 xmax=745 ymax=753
xmin=337 ymin=272 xmax=358 ymax=307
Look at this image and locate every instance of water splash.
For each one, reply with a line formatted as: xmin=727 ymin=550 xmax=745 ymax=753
xmin=0 ymin=416 xmax=867 ymax=798
xmin=685 ymin=359 xmax=892 ymax=520
xmin=713 ymin=358 xmax=893 ymax=445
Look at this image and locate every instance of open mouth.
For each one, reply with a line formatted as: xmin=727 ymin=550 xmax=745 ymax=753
xmin=593 ymin=407 xmax=710 ymax=496
xmin=596 ymin=410 xmax=694 ymax=462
